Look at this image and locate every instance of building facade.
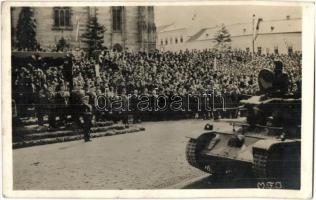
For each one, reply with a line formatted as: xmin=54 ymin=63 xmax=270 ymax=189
xmin=11 ymin=6 xmax=156 ymax=52
xmin=156 ymin=24 xmax=188 ymax=51
xmin=157 ymin=16 xmax=301 ymax=55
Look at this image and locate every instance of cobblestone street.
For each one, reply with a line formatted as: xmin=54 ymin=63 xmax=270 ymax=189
xmin=13 ymin=119 xmax=220 ymax=190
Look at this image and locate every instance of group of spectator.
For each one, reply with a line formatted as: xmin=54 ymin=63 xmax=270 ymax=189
xmin=12 ymin=48 xmax=302 ymax=128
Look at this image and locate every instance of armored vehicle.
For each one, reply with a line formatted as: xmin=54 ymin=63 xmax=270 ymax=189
xmin=186 ymin=69 xmax=301 ymax=189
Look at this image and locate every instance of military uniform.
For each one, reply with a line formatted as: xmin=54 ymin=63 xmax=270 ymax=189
xmin=271 ymin=60 xmax=289 ymax=96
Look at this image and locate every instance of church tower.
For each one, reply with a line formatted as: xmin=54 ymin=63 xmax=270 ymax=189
xmin=137 ymin=6 xmax=156 ymax=51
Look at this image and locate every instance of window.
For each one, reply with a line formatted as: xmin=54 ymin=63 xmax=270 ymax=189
xmin=243 ymin=28 xmax=246 ymax=33
xmin=274 ymin=46 xmax=279 ymax=55
xmin=180 ymin=36 xmax=183 ymax=43
xmin=175 ymin=38 xmax=178 ymax=44
xmin=160 ymin=40 xmax=163 ymax=45
xmin=60 ymin=10 xmax=65 ymax=26
xmin=170 ymin=38 xmax=173 ymax=45
xmin=53 ymin=7 xmax=71 ymax=28
xmin=270 ymin=26 xmax=274 ymax=31
xmin=112 ymin=7 xmax=122 ymax=32
xmin=165 ymin=39 xmax=168 ymax=45
xmin=65 ymin=9 xmax=70 ymax=26
xmin=148 ymin=7 xmax=153 ymax=12
xmin=54 ymin=9 xmax=59 ymax=26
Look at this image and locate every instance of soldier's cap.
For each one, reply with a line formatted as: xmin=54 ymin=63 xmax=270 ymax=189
xmin=274 ymin=60 xmax=283 ymax=70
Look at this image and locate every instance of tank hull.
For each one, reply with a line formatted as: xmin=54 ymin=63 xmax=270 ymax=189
xmin=186 ymin=131 xmax=300 ymax=189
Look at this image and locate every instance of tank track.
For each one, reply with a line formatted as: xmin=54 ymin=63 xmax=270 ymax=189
xmin=186 ymin=138 xmax=213 ymax=173
xmin=253 ymin=143 xmax=301 ymax=189
xmin=252 ymin=148 xmax=269 ymax=178
xmin=186 ymin=138 xmax=201 ymax=169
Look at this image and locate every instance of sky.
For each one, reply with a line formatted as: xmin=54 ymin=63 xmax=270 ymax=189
xmin=155 ymin=5 xmax=302 ymax=29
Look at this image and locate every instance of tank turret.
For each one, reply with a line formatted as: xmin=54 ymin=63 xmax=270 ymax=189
xmin=241 ymin=68 xmax=301 ymax=137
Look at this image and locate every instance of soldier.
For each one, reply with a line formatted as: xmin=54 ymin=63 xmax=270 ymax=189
xmin=81 ymin=96 xmax=93 ymax=142
xmin=271 ymin=60 xmax=289 ymax=96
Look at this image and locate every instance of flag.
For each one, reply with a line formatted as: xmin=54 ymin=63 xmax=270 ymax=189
xmin=254 ymin=18 xmax=263 ymax=40
xmin=75 ymin=17 xmax=80 ymax=42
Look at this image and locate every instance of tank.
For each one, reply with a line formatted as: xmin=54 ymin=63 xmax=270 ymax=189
xmin=185 ymin=69 xmax=301 ymax=189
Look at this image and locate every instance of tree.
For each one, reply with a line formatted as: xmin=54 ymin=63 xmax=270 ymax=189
xmin=16 ymin=7 xmax=37 ymax=50
xmin=213 ymin=24 xmax=231 ymax=51
xmin=81 ymin=17 xmax=106 ymax=54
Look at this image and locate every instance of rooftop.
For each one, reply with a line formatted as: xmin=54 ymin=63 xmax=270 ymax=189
xmin=158 ymin=17 xmax=302 ymax=42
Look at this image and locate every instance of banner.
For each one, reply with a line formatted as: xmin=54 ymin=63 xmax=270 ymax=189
xmin=75 ymin=17 xmax=80 ymax=42
xmin=254 ymin=18 xmax=263 ymax=40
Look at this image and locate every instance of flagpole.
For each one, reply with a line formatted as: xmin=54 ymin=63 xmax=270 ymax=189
xmin=75 ymin=16 xmax=80 ymax=48
xmin=252 ymin=14 xmax=255 ymax=59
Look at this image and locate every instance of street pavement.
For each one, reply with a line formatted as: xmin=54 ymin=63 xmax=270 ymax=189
xmin=13 ymin=119 xmax=223 ymax=190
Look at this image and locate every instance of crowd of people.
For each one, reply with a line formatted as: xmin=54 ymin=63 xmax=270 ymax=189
xmin=12 ymin=48 xmax=302 ymax=129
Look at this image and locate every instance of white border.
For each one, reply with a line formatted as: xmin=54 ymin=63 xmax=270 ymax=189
xmin=1 ymin=1 xmax=314 ymax=199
